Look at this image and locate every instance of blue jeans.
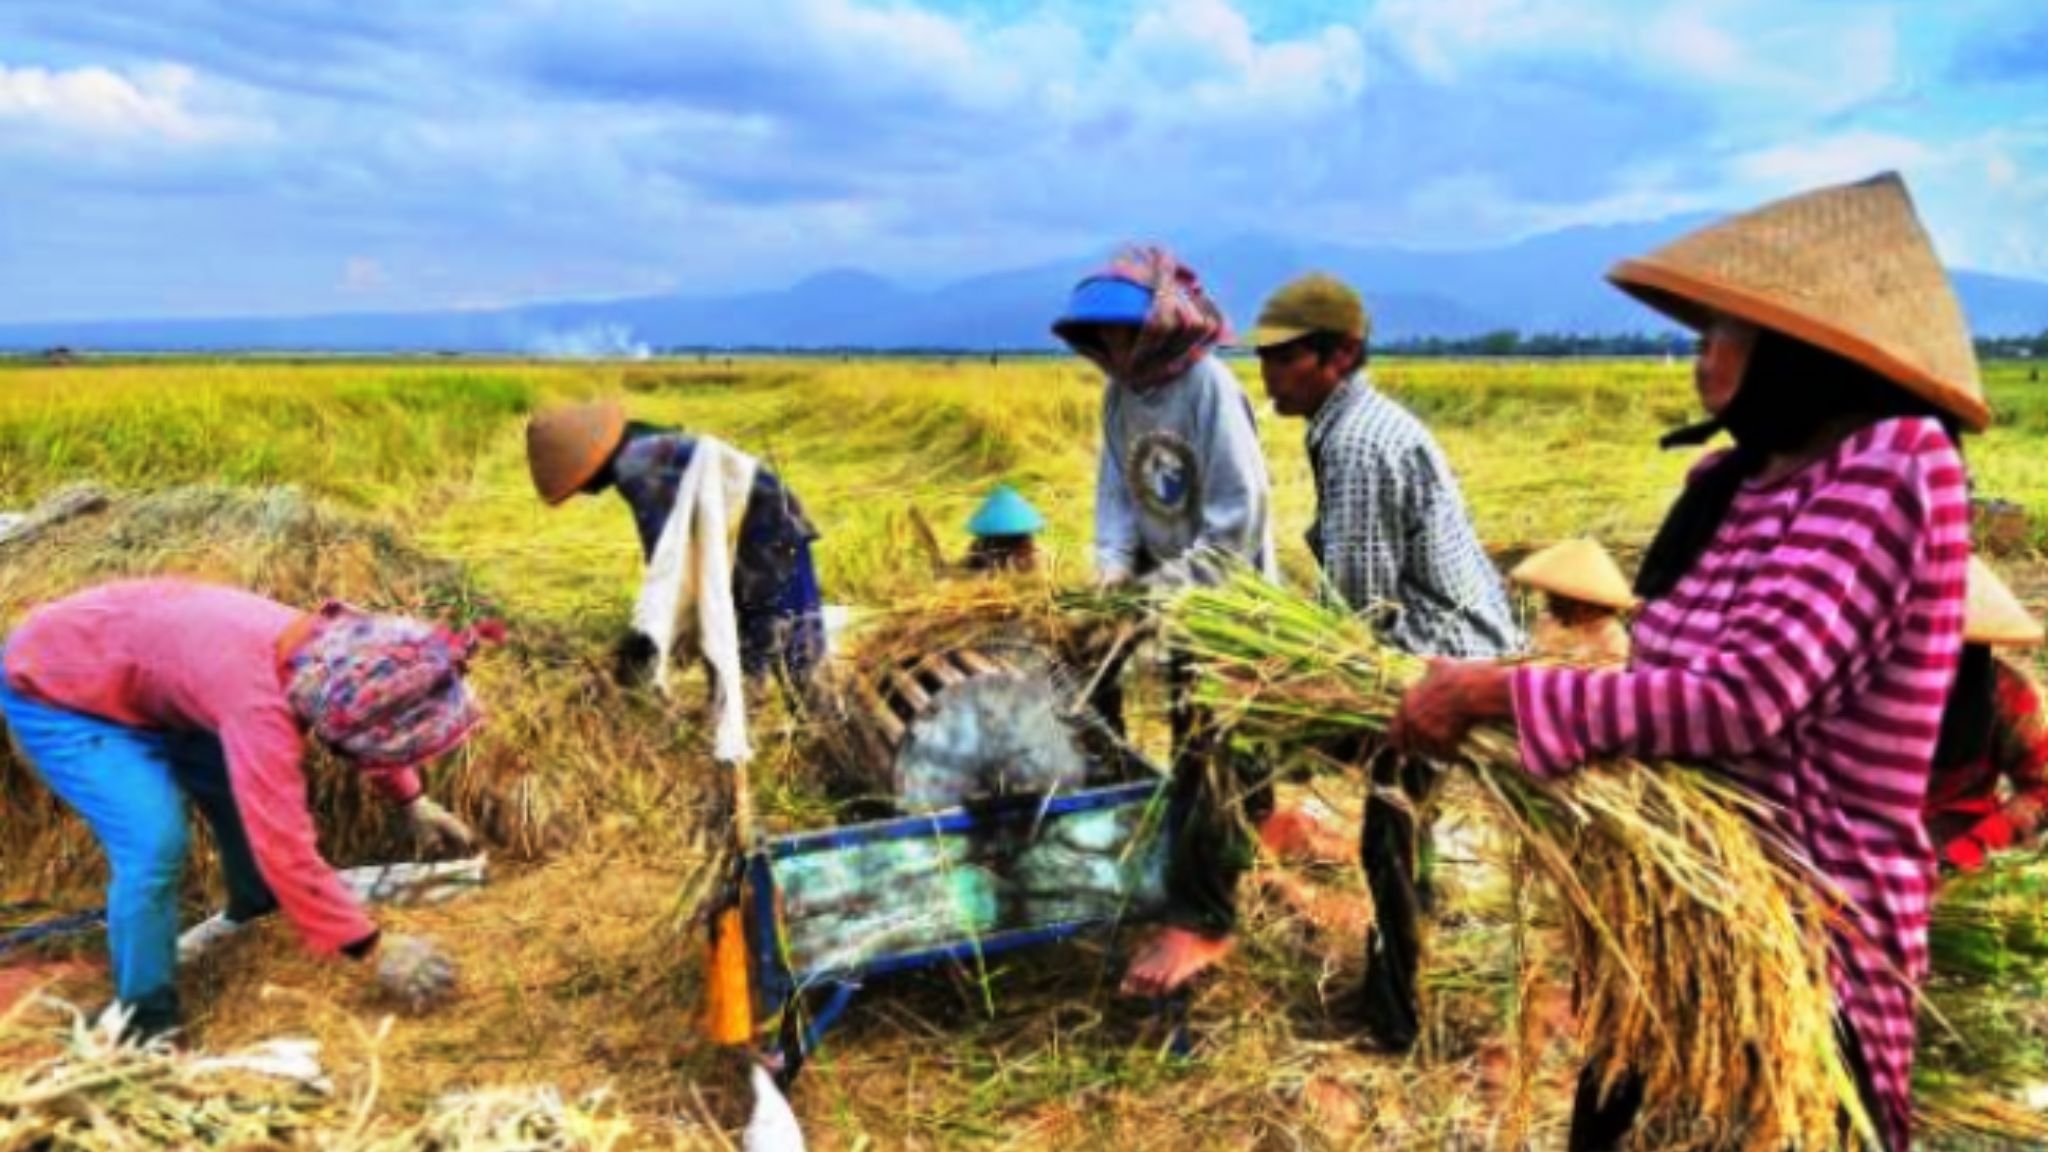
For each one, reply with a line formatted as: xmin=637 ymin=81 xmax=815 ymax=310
xmin=0 ymin=656 xmax=276 ymax=1035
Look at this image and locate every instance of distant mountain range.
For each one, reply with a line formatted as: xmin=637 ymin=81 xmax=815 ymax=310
xmin=6 ymin=214 xmax=2048 ymax=353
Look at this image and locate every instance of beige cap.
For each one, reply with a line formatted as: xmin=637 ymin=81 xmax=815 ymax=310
xmin=1608 ymin=172 xmax=1988 ymax=432
xmin=525 ymin=400 xmax=627 ymax=506
xmin=1250 ymin=273 xmax=1371 ymax=350
xmin=1966 ymin=555 xmax=2044 ymax=647
xmin=1510 ymin=539 xmax=1637 ymax=612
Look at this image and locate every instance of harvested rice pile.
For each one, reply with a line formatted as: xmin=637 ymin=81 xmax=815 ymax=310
xmin=0 ymin=483 xmax=713 ymax=909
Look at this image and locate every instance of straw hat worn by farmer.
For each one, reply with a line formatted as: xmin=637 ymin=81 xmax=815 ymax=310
xmin=1925 ymin=557 xmax=2048 ymax=875
xmin=0 ymin=579 xmax=496 ymax=1042
xmin=1251 ymin=273 xmax=1524 ymax=1053
xmin=1510 ymin=539 xmax=1636 ymax=666
xmin=526 ymin=402 xmax=825 ymax=690
xmin=963 ymin=484 xmax=1045 ymax=574
xmin=1391 ymin=172 xmax=1980 ymax=1149
xmin=1052 ymin=244 xmax=1277 ymax=997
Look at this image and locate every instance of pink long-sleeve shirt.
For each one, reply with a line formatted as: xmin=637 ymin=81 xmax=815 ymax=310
xmin=1511 ymin=418 xmax=1968 ymax=1148
xmin=4 ymin=579 xmax=422 ymax=956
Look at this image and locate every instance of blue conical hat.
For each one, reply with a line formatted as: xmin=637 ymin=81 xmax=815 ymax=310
xmin=967 ymin=484 xmax=1045 ymax=537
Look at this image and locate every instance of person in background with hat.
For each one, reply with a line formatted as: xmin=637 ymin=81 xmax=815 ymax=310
xmin=1053 ymin=244 xmax=1276 ymax=997
xmin=526 ymin=401 xmax=825 ymax=692
xmin=1391 ymin=172 xmax=1979 ymax=1149
xmin=0 ymin=578 xmax=493 ymax=1041
xmin=1926 ymin=556 xmax=2048 ymax=875
xmin=963 ymin=483 xmax=1044 ymax=574
xmin=1253 ymin=271 xmax=1523 ymax=1054
xmin=1510 ymin=539 xmax=1635 ymax=666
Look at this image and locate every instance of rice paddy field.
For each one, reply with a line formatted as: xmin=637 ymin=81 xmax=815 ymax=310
xmin=2 ymin=355 xmax=2047 ymax=1150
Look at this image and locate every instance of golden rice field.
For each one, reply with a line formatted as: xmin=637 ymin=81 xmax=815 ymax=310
xmin=4 ymin=356 xmax=2041 ymax=618
xmin=2 ymin=355 xmax=2046 ymax=1150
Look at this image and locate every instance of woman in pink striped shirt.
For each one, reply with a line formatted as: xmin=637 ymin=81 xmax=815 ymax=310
xmin=1392 ymin=173 xmax=1983 ymax=1150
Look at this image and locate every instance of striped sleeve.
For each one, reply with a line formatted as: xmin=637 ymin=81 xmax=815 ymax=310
xmin=1511 ymin=424 xmax=1959 ymax=781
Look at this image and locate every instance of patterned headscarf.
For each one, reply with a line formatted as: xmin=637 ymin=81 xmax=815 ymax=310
xmin=1054 ymin=245 xmax=1233 ymax=389
xmin=283 ymin=603 xmax=504 ymax=771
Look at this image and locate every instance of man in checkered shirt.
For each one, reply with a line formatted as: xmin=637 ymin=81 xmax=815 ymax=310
xmin=1252 ymin=273 xmax=1523 ymax=1053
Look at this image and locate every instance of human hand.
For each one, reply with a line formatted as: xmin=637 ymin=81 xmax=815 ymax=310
xmin=1390 ymin=660 xmax=1511 ymax=761
xmin=405 ymin=796 xmax=476 ymax=857
xmin=374 ymin=933 xmax=458 ymax=1011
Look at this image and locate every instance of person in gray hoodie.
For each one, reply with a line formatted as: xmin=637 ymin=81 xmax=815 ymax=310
xmin=1052 ymin=245 xmax=1275 ymax=997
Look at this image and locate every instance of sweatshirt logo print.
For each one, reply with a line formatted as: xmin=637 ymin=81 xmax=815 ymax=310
xmin=1128 ymin=431 xmax=1198 ymax=519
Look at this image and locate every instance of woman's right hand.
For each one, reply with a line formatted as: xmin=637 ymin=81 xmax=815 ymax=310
xmin=374 ymin=933 xmax=458 ymax=1011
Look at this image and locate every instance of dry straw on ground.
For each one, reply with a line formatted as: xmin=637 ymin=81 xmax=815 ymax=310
xmin=0 ymin=988 xmax=664 ymax=1150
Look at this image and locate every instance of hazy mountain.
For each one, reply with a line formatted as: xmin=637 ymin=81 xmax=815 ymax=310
xmin=5 ymin=214 xmax=2046 ymax=352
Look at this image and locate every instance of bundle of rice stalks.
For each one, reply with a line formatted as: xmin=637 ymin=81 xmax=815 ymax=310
xmin=0 ymin=484 xmax=712 ymax=907
xmin=1165 ymin=571 xmax=1854 ymax=1150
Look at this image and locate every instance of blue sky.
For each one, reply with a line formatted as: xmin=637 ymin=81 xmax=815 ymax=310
xmin=1 ymin=0 xmax=2044 ymax=322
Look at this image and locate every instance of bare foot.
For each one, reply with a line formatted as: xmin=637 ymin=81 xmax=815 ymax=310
xmin=1120 ymin=927 xmax=1234 ymax=997
xmin=1258 ymin=804 xmax=1357 ymax=866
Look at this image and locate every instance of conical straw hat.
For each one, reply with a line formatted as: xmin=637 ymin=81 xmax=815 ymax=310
xmin=526 ymin=400 xmax=627 ymax=505
xmin=1608 ymin=172 xmax=1988 ymax=432
xmin=1966 ymin=555 xmax=2044 ymax=647
xmin=1510 ymin=539 xmax=1637 ymax=611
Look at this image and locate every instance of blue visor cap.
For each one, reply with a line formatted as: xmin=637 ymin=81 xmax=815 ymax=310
xmin=1057 ymin=277 xmax=1153 ymax=328
xmin=967 ymin=484 xmax=1046 ymax=537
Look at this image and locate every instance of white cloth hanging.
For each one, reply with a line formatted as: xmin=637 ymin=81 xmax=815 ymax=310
xmin=633 ymin=436 xmax=760 ymax=764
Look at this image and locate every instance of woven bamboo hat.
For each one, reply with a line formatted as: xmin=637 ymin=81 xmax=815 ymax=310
xmin=1966 ymin=555 xmax=2044 ymax=648
xmin=1608 ymin=172 xmax=1988 ymax=432
xmin=1510 ymin=539 xmax=1637 ymax=612
xmin=526 ymin=400 xmax=627 ymax=505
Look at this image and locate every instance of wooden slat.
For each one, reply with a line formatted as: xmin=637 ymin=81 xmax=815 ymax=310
xmin=886 ymin=668 xmax=934 ymax=715
xmin=856 ymin=680 xmax=908 ymax=746
xmin=918 ymin=654 xmax=967 ymax=689
xmin=953 ymin=649 xmax=1001 ymax=677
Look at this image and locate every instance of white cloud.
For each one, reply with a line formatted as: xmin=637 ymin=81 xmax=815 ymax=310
xmin=0 ymin=62 xmax=248 ymax=142
xmin=1732 ymin=130 xmax=1934 ymax=188
xmin=1368 ymin=0 xmax=1613 ymax=83
xmin=1370 ymin=0 xmax=1901 ymax=119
